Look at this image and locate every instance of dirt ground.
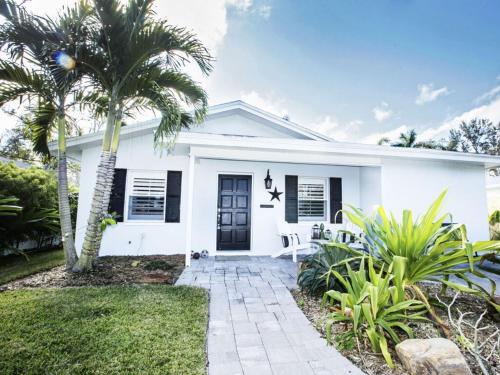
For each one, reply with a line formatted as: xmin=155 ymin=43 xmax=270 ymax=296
xmin=293 ymin=284 xmax=500 ymax=375
xmin=2 ymin=255 xmax=186 ymax=290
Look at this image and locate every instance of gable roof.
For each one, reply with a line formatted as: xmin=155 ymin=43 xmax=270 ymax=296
xmin=53 ymin=101 xmax=500 ymax=169
xmin=58 ymin=100 xmax=333 ymax=152
xmin=205 ymin=101 xmax=334 ymax=141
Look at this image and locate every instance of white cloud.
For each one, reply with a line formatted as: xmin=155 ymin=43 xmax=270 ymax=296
xmin=240 ymin=91 xmax=288 ymax=117
xmin=474 ymin=85 xmax=500 ymax=104
xmin=415 ymin=83 xmax=450 ymax=105
xmin=372 ymin=102 xmax=393 ymax=123
xmin=307 ymin=116 xmax=362 ymax=141
xmin=419 ymin=95 xmax=500 ymax=140
xmin=361 ymin=125 xmax=409 ymax=144
xmin=258 ymin=5 xmax=272 ymax=19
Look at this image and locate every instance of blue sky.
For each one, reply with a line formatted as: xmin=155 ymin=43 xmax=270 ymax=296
xmin=204 ymin=0 xmax=500 ymax=143
xmin=3 ymin=0 xmax=500 ymax=144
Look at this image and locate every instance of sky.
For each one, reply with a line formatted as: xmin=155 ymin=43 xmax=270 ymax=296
xmin=1 ymin=0 xmax=500 ymax=144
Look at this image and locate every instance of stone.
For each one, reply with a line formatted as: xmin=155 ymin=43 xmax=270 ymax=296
xmin=396 ymin=338 xmax=472 ymax=375
xmin=131 ymin=260 xmax=140 ymax=267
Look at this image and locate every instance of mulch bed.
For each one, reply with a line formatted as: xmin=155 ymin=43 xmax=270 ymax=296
xmin=293 ymin=284 xmax=500 ymax=375
xmin=2 ymin=255 xmax=186 ymax=290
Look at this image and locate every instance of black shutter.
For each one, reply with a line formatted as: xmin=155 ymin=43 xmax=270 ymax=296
xmin=330 ymin=177 xmax=342 ymax=224
xmin=165 ymin=171 xmax=182 ymax=223
xmin=109 ymin=168 xmax=127 ymax=222
xmin=285 ymin=175 xmax=298 ymax=223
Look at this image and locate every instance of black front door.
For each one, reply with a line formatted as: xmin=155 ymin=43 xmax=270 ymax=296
xmin=217 ymin=175 xmax=252 ymax=251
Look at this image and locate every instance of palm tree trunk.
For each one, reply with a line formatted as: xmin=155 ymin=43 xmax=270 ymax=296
xmin=94 ymin=110 xmax=122 ymax=257
xmin=73 ymin=103 xmax=117 ymax=272
xmin=57 ymin=115 xmax=78 ymax=269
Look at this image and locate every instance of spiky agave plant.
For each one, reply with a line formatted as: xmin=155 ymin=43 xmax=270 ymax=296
xmin=298 ymin=243 xmax=353 ymax=295
xmin=335 ymin=190 xmax=500 ymax=333
xmin=324 ymin=257 xmax=426 ymax=368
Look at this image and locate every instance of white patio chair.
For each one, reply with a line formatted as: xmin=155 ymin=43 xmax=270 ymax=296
xmin=272 ymin=221 xmax=310 ymax=263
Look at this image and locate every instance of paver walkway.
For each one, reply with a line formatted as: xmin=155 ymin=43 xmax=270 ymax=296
xmin=176 ymin=256 xmax=364 ymax=375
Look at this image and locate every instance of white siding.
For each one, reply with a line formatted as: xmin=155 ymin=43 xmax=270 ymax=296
xmin=75 ymin=133 xmax=190 ymax=256
xmin=380 ymin=158 xmax=489 ymax=241
xmin=359 ymin=166 xmax=382 ymax=214
xmin=187 ymin=112 xmax=311 ymax=139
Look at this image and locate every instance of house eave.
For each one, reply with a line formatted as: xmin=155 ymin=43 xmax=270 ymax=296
xmin=173 ymin=132 xmax=500 ymax=167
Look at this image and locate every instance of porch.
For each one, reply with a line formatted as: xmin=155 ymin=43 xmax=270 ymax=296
xmin=182 ymin=140 xmax=383 ymax=266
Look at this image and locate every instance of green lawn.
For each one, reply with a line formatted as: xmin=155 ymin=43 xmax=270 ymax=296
xmin=0 ymin=285 xmax=208 ymax=374
xmin=0 ymin=248 xmax=65 ymax=284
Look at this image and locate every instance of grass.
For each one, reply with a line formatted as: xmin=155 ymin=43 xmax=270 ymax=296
xmin=0 ymin=248 xmax=65 ymax=285
xmin=0 ymin=285 xmax=208 ymax=374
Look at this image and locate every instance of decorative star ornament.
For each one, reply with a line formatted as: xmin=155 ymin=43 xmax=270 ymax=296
xmin=269 ymin=186 xmax=283 ymax=201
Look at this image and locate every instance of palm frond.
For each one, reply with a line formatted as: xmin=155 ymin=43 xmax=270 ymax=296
xmin=24 ymin=100 xmax=57 ymax=156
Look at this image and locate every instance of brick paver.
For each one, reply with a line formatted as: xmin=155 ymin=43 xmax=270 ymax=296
xmin=176 ymin=256 xmax=364 ymax=375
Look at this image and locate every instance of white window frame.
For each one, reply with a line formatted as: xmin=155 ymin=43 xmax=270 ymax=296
xmin=298 ymin=177 xmax=328 ymax=222
xmin=125 ymin=170 xmax=167 ymax=223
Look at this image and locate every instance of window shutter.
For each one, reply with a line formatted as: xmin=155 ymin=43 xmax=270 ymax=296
xmin=329 ymin=177 xmax=342 ymax=224
xmin=109 ymin=169 xmax=127 ymax=222
xmin=165 ymin=171 xmax=182 ymax=223
xmin=285 ymin=175 xmax=298 ymax=223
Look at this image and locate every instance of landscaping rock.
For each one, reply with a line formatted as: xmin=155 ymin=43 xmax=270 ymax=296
xmin=396 ymin=338 xmax=472 ymax=375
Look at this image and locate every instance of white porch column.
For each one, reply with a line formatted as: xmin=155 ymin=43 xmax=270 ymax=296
xmin=185 ymin=152 xmax=195 ymax=267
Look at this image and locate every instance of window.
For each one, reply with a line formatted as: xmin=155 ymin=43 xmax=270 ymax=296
xmin=298 ymin=177 xmax=326 ymax=221
xmin=127 ymin=173 xmax=166 ymax=221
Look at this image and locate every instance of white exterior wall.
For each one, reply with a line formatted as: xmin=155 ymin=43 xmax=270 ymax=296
xmin=359 ymin=166 xmax=382 ymax=214
xmin=380 ymin=158 xmax=489 ymax=241
xmin=75 ymin=136 xmax=361 ymax=256
xmin=75 ymin=133 xmax=190 ymax=256
xmin=191 ymin=159 xmax=360 ymax=256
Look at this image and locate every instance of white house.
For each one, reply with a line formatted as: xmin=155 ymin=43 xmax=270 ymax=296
xmin=486 ymin=173 xmax=500 ymax=213
xmin=62 ymin=101 xmax=500 ymax=266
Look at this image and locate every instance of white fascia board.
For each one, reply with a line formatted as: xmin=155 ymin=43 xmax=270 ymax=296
xmin=189 ymin=145 xmax=381 ymax=167
xmin=175 ymin=132 xmax=500 ymax=167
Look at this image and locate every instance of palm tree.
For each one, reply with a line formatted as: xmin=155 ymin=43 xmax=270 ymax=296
xmin=392 ymin=129 xmax=418 ymax=148
xmin=377 ymin=137 xmax=390 ymax=146
xmin=0 ymin=0 xmax=91 ymax=268
xmin=389 ymin=129 xmax=445 ymax=150
xmin=73 ymin=0 xmax=213 ymax=271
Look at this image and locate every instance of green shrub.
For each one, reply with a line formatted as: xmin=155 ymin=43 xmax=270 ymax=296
xmin=297 ymin=244 xmax=353 ymax=295
xmin=324 ymin=257 xmax=426 ymax=367
xmin=0 ymin=162 xmax=59 ymax=249
xmin=337 ymin=191 xmax=500 ymax=317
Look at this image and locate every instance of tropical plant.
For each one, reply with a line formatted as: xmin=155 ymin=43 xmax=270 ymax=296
xmin=448 ymin=118 xmax=500 ymax=155
xmin=489 ymin=210 xmax=500 ymax=240
xmin=0 ymin=0 xmax=92 ymax=268
xmin=337 ymin=191 xmax=500 ymax=331
xmin=324 ymin=257 xmax=426 ymax=367
xmin=297 ymin=244 xmax=353 ymax=295
xmin=73 ymin=0 xmax=213 ymax=271
xmin=0 ymin=162 xmax=60 ymax=250
xmin=392 ymin=129 xmax=418 ymax=148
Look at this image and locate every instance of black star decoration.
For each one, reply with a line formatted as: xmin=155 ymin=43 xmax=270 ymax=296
xmin=269 ymin=186 xmax=283 ymax=201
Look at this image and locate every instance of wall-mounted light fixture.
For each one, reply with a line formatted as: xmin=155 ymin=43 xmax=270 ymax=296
xmin=264 ymin=169 xmax=273 ymax=189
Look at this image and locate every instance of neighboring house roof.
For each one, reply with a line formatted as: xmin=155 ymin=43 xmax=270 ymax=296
xmin=52 ymin=100 xmax=500 ymax=168
xmin=0 ymin=156 xmax=32 ymax=169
